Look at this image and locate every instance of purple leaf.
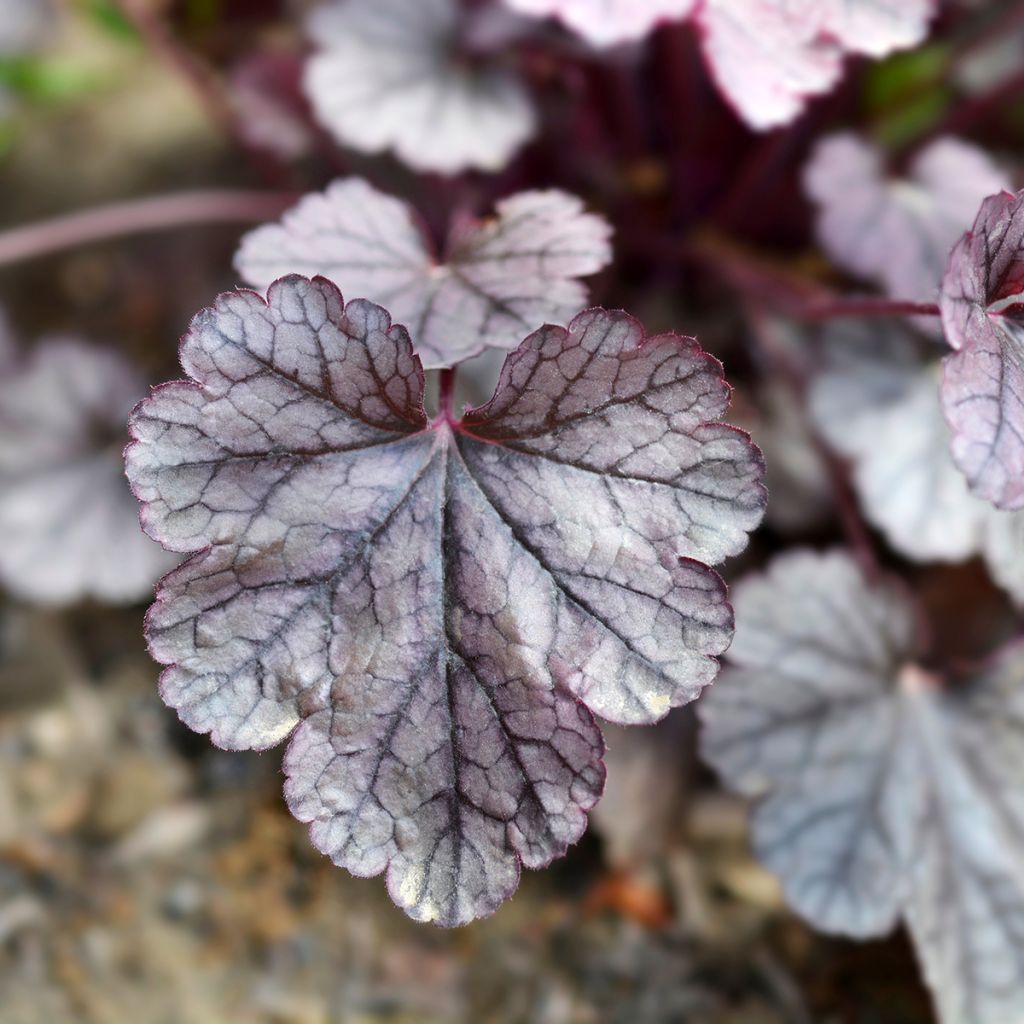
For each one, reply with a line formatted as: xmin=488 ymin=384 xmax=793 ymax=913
xmin=805 ymin=135 xmax=1009 ymax=311
xmin=304 ymin=0 xmax=536 ymax=174
xmin=125 ymin=275 xmax=765 ymax=925
xmin=940 ymin=189 xmax=1024 ymax=509
xmin=235 ymin=180 xmax=613 ymax=369
xmin=502 ymin=0 xmax=696 ymax=46
xmin=0 ymin=338 xmax=176 ymax=604
xmin=701 ymin=550 xmax=1024 ymax=1023
xmin=810 ymin=319 xmax=1024 ymax=602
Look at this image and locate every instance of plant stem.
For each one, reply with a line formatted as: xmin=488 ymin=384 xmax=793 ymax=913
xmin=117 ymin=0 xmax=294 ymax=186
xmin=798 ymin=297 xmax=941 ymax=321
xmin=0 ymin=191 xmax=297 ymax=267
xmin=744 ymin=305 xmax=882 ymax=581
xmin=438 ymin=367 xmax=458 ymax=425
xmin=683 ymin=233 xmax=942 ymax=323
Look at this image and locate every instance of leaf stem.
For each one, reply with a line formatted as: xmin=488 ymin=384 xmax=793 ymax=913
xmin=682 ymin=234 xmax=942 ymax=323
xmin=798 ymin=297 xmax=941 ymax=321
xmin=117 ymin=0 xmax=294 ymax=186
xmin=438 ymin=367 xmax=458 ymax=426
xmin=744 ymin=304 xmax=883 ymax=582
xmin=0 ymin=190 xmax=298 ymax=267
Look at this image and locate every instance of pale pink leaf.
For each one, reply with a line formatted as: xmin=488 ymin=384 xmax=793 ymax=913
xmin=701 ymin=550 xmax=1024 ymax=1023
xmin=940 ymin=189 xmax=1024 ymax=509
xmin=806 ymin=135 xmax=1009 ymax=311
xmin=501 ymin=0 xmax=696 ymax=46
xmin=698 ymin=0 xmax=934 ymax=130
xmin=0 ymin=340 xmax=176 ymax=604
xmin=811 ymin=0 xmax=937 ymax=57
xmin=235 ymin=180 xmax=612 ymax=369
xmin=304 ymin=0 xmax=536 ymax=174
xmin=697 ymin=0 xmax=843 ymax=131
xmin=125 ymin=276 xmax=764 ymax=925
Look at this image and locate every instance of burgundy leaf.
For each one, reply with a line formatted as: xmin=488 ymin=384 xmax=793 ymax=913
xmin=0 ymin=339 xmax=176 ymax=604
xmin=304 ymin=0 xmax=536 ymax=174
xmin=940 ymin=189 xmax=1024 ymax=509
xmin=805 ymin=135 xmax=1009 ymax=313
xmin=126 ymin=276 xmax=765 ymax=925
xmin=235 ymin=180 xmax=613 ymax=369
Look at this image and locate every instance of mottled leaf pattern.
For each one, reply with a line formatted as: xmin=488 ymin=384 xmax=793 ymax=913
xmin=805 ymin=135 xmax=1009 ymax=312
xmin=235 ymin=180 xmax=612 ymax=369
xmin=125 ymin=275 xmax=765 ymax=925
xmin=502 ymin=0 xmax=695 ymax=46
xmin=304 ymin=0 xmax=535 ymax=173
xmin=701 ymin=550 xmax=1024 ymax=1024
xmin=941 ymin=189 xmax=1024 ymax=509
xmin=0 ymin=339 xmax=176 ymax=604
xmin=810 ymin=319 xmax=1024 ymax=603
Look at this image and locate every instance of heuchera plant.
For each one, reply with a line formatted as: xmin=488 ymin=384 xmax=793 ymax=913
xmin=8 ymin=0 xmax=1024 ymax=1018
xmin=124 ymin=269 xmax=765 ymax=925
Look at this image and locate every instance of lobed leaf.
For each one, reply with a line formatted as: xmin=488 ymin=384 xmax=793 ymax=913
xmin=941 ymin=189 xmax=1024 ymax=510
xmin=126 ymin=275 xmax=765 ymax=925
xmin=235 ymin=179 xmax=613 ymax=369
xmin=805 ymin=135 xmax=1009 ymax=314
xmin=701 ymin=550 xmax=1024 ymax=1023
xmin=810 ymin=319 xmax=1024 ymax=604
xmin=0 ymin=338 xmax=176 ymax=604
xmin=304 ymin=0 xmax=536 ymax=174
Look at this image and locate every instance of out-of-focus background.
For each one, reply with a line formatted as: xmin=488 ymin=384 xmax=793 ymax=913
xmin=1 ymin=1 xmax=1022 ymax=1021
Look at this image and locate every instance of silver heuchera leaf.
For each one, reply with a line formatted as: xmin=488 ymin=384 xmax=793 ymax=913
xmin=502 ymin=0 xmax=696 ymax=46
xmin=0 ymin=339 xmax=176 ymax=604
xmin=941 ymin=189 xmax=1024 ymax=510
xmin=235 ymin=180 xmax=613 ymax=369
xmin=304 ymin=0 xmax=536 ymax=174
xmin=125 ymin=275 xmax=765 ymax=925
xmin=810 ymin=319 xmax=1024 ymax=603
xmin=700 ymin=550 xmax=1024 ymax=1024
xmin=805 ymin=134 xmax=1009 ymax=310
